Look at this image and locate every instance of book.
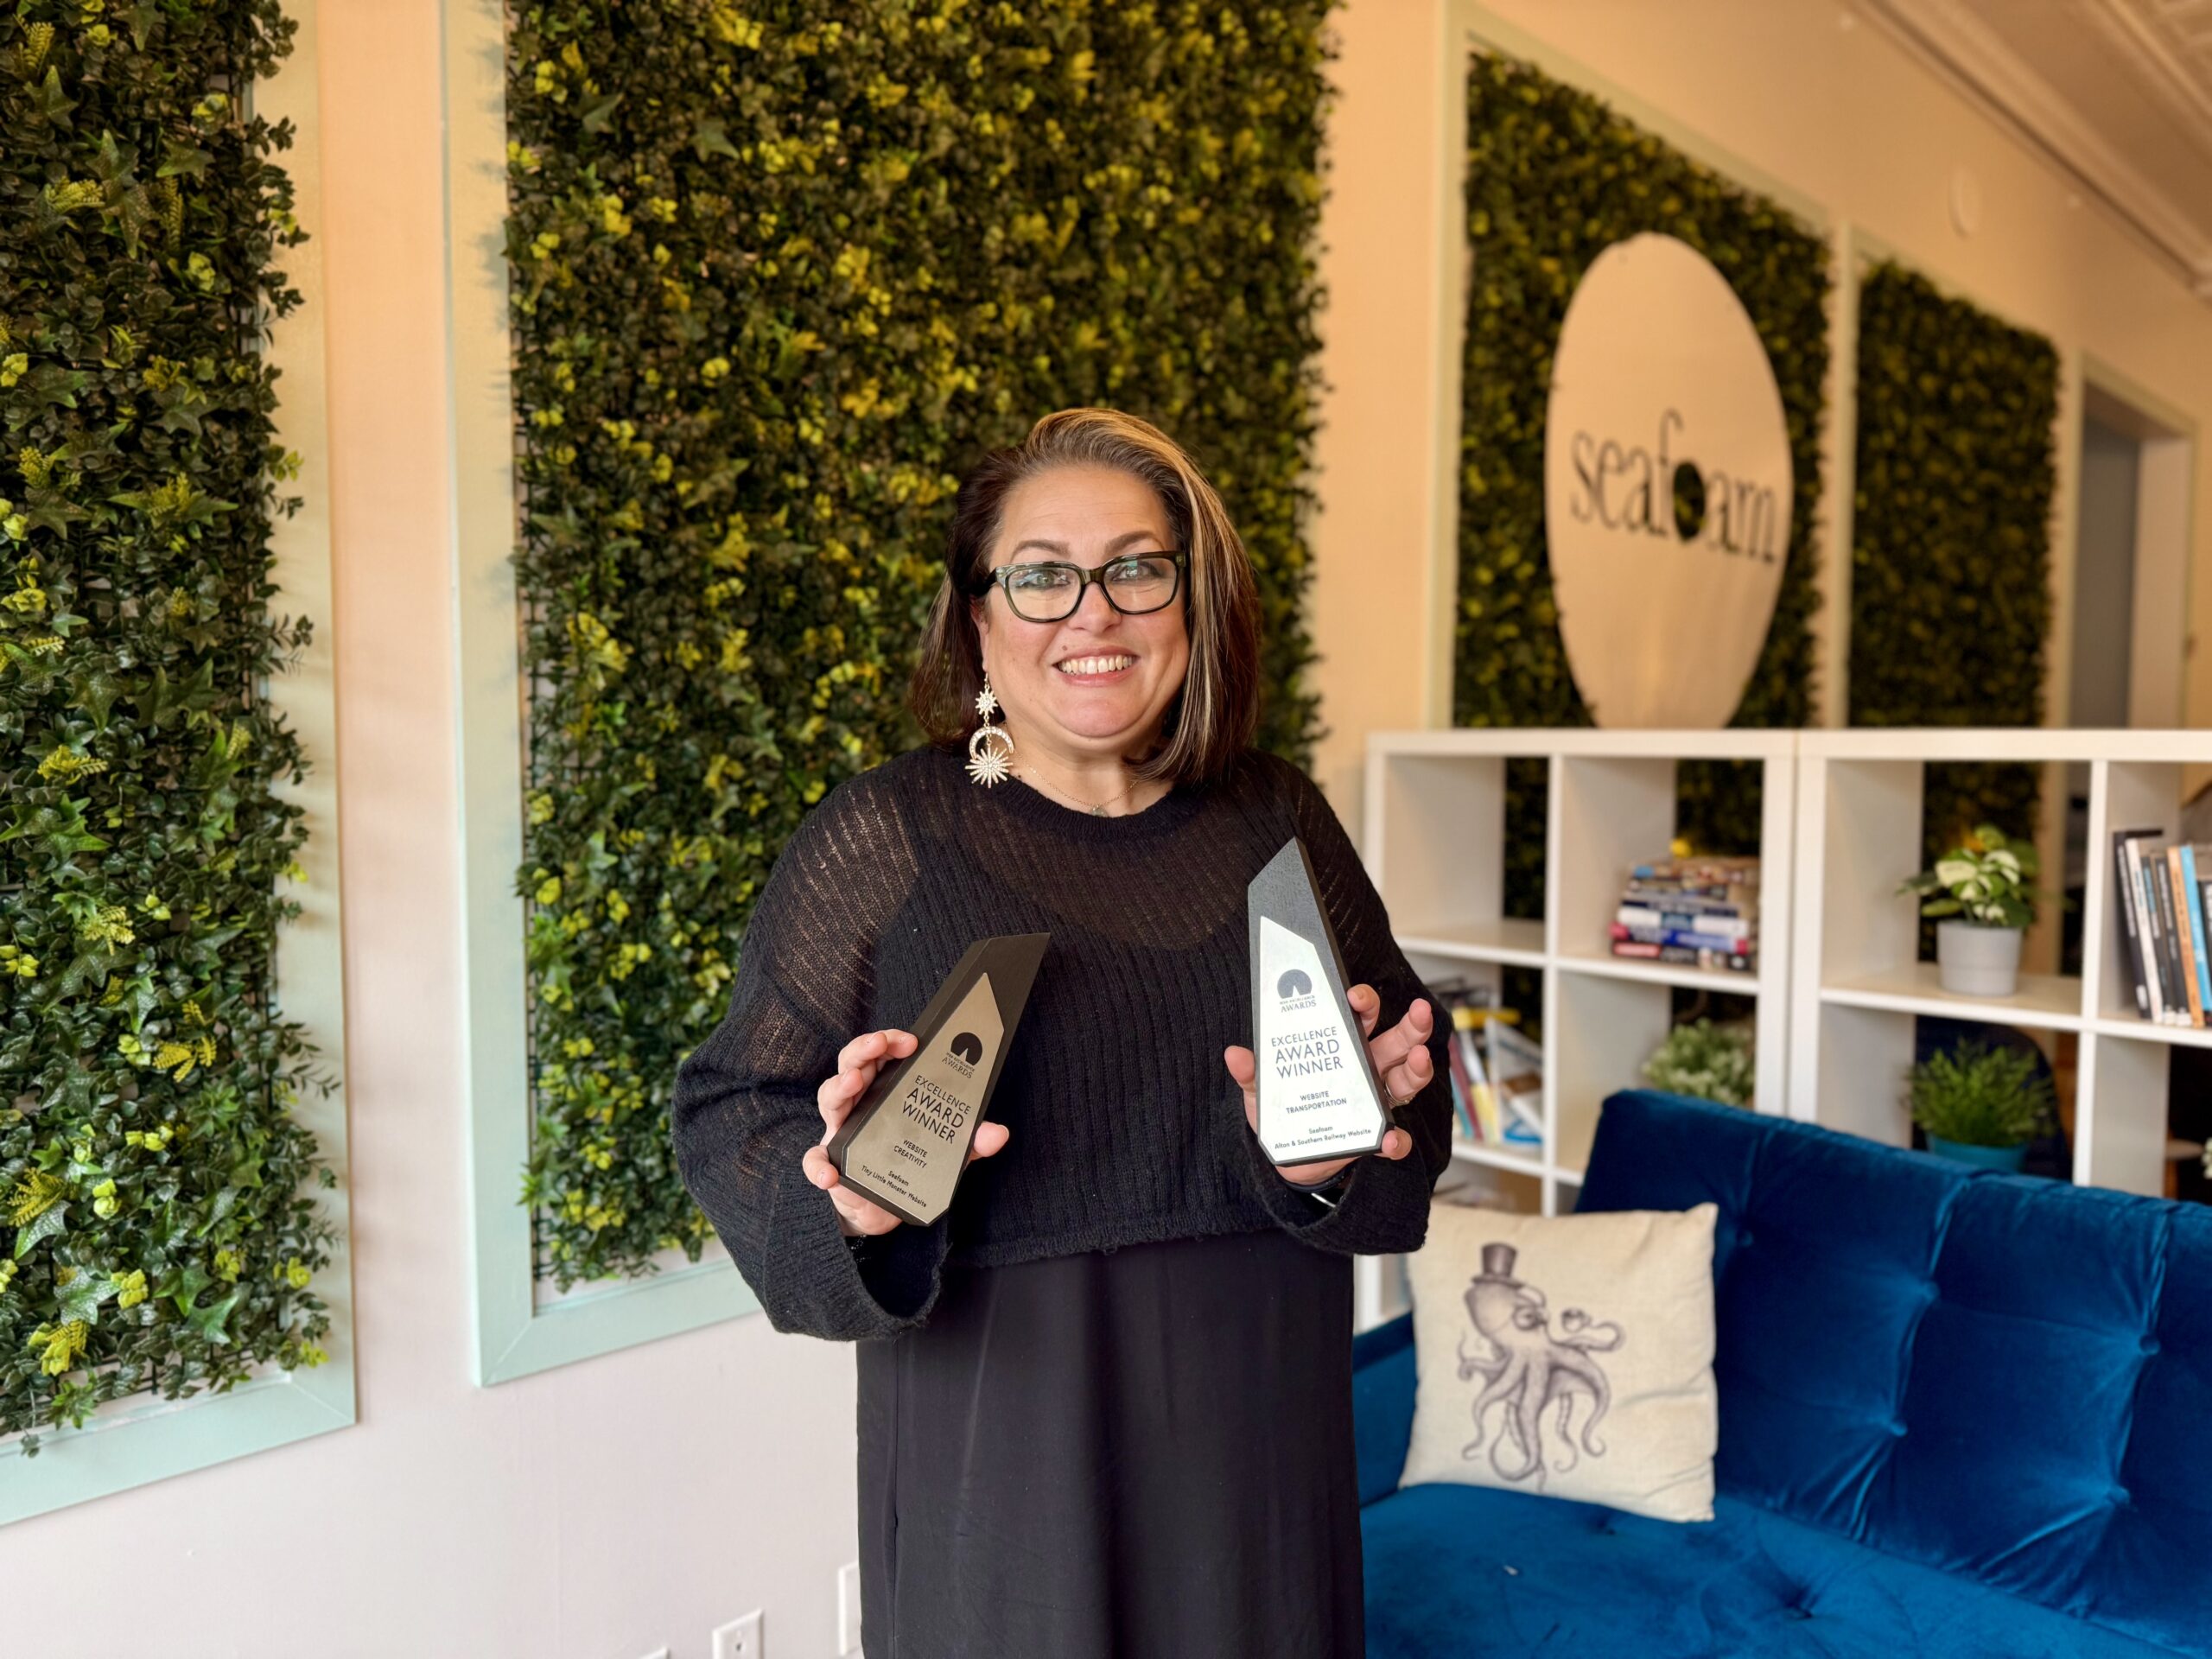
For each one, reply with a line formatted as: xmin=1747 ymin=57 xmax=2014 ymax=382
xmin=1455 ymin=1017 xmax=1503 ymax=1144
xmin=1440 ymin=1029 xmax=1477 ymax=1139
xmin=2151 ymin=849 xmax=2187 ymax=1026
xmin=2173 ymin=845 xmax=2206 ymax=1027
xmin=2126 ymin=836 xmax=2170 ymax=1025
xmin=1611 ymin=921 xmax=1755 ymax=953
xmin=2111 ymin=829 xmax=2153 ymax=1019
xmin=1616 ymin=905 xmax=1754 ymax=938
xmin=2186 ymin=845 xmax=2212 ymax=1026
xmin=1610 ymin=940 xmax=1757 ymax=973
xmin=1485 ymin=1020 xmax=1544 ymax=1147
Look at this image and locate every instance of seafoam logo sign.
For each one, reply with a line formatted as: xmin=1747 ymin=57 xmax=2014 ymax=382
xmin=1543 ymin=233 xmax=1793 ymax=728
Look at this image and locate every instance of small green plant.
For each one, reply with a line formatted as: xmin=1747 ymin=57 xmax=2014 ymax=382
xmin=1907 ymin=1040 xmax=2055 ymax=1149
xmin=1898 ymin=823 xmax=2040 ymax=929
xmin=1643 ymin=1019 xmax=1754 ymax=1109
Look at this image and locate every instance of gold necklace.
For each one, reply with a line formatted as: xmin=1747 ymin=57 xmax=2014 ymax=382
xmin=1015 ymin=765 xmax=1147 ymax=817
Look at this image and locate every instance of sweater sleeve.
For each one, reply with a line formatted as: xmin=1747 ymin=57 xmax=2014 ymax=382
xmin=668 ymin=769 xmax=951 ymax=1341
xmin=1238 ymin=754 xmax=1454 ymax=1256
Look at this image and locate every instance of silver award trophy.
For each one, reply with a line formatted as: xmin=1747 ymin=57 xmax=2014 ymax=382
xmin=826 ymin=932 xmax=1049 ymax=1228
xmin=1248 ymin=836 xmax=1390 ymax=1168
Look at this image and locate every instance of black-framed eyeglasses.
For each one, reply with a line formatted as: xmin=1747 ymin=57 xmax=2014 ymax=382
xmin=979 ymin=550 xmax=1188 ymax=623
xmin=974 ymin=550 xmax=1186 ymax=623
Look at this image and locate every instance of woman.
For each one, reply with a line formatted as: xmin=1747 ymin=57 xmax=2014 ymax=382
xmin=671 ymin=407 xmax=1453 ymax=1658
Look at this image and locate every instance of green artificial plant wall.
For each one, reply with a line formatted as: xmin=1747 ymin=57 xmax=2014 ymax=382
xmin=0 ymin=5 xmax=336 ymax=1456
xmin=1851 ymin=261 xmax=2059 ymax=879
xmin=1455 ymin=51 xmax=1830 ymax=918
xmin=504 ymin=1 xmax=1332 ymax=1287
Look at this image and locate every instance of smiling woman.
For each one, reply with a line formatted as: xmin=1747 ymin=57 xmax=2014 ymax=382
xmin=670 ymin=407 xmax=1455 ymax=1658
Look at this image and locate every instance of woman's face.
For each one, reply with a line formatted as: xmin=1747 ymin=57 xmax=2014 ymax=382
xmin=970 ymin=464 xmax=1192 ymax=762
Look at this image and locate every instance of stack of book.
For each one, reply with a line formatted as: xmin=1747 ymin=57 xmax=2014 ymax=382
xmin=1608 ymin=854 xmax=1758 ymax=974
xmin=1421 ymin=974 xmax=1542 ymax=1154
xmin=2111 ymin=831 xmax=2212 ymax=1027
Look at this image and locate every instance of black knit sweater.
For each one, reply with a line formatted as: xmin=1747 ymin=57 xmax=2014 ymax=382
xmin=668 ymin=741 xmax=1454 ymax=1342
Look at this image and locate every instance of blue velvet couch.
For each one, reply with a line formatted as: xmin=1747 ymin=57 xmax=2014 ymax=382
xmin=1353 ymin=1090 xmax=2212 ymax=1658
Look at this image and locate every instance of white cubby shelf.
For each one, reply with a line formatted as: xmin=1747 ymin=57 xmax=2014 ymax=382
xmin=1354 ymin=725 xmax=2212 ymax=1332
xmin=1792 ymin=728 xmax=2212 ymax=1200
xmin=1363 ymin=728 xmax=1795 ymax=1225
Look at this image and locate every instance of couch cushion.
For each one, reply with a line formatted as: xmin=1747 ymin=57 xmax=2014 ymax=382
xmin=1574 ymin=1090 xmax=2212 ymax=1656
xmin=1362 ymin=1482 xmax=2189 ymax=1659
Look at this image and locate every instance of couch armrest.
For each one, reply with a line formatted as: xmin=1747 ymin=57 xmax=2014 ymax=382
xmin=1351 ymin=1312 xmax=1416 ymax=1506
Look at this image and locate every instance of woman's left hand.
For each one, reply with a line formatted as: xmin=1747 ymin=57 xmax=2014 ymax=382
xmin=1223 ymin=984 xmax=1434 ymax=1188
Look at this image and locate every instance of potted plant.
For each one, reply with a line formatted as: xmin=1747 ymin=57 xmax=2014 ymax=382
xmin=1897 ymin=823 xmax=2039 ymax=998
xmin=1643 ymin=1017 xmax=1754 ymax=1109
xmin=1906 ymin=1039 xmax=2055 ymax=1172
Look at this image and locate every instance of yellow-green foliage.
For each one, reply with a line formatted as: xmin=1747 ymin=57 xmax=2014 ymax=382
xmin=505 ymin=1 xmax=1334 ymax=1287
xmin=1852 ymin=263 xmax=2057 ymax=892
xmin=0 ymin=4 xmax=338 ymax=1455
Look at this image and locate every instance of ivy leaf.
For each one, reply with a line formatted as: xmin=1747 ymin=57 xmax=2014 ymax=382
xmin=691 ymin=117 xmax=741 ymax=162
xmin=157 ymin=141 xmax=213 ymax=180
xmin=14 ymin=1203 xmax=68 ymax=1261
xmin=67 ymin=665 xmax=126 ymax=728
xmin=166 ymin=1260 xmax=214 ymax=1314
xmin=55 ymin=1269 xmax=122 ymax=1325
xmin=581 ymin=92 xmax=623 ymax=136
xmin=181 ymin=1284 xmax=245 ymax=1346
xmin=35 ymin=67 xmax=78 ymax=129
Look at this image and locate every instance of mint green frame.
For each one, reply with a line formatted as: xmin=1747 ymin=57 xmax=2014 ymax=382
xmin=2 ymin=0 xmax=358 ymax=1523
xmin=442 ymin=0 xmax=759 ymax=1387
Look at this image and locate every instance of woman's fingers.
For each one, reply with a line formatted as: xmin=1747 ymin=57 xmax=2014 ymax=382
xmin=1365 ymin=995 xmax=1436 ymax=1086
xmin=818 ymin=1028 xmax=918 ymax=1131
xmin=965 ymin=1120 xmax=1012 ymax=1164
xmin=804 ymin=1142 xmax=905 ymax=1235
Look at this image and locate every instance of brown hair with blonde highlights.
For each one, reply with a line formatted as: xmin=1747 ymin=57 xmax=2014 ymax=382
xmin=906 ymin=407 xmax=1262 ymax=789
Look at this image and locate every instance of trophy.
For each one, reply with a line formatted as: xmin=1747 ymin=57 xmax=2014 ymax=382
xmin=827 ymin=932 xmax=1049 ymax=1228
xmin=1248 ymin=836 xmax=1390 ymax=1168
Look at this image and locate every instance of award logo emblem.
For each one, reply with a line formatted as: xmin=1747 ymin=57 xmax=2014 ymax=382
xmin=827 ymin=932 xmax=1048 ymax=1228
xmin=1248 ymin=836 xmax=1389 ymax=1167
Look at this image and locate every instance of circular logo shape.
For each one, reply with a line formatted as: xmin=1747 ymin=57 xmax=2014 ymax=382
xmin=1543 ymin=233 xmax=1793 ymax=728
xmin=949 ymin=1032 xmax=982 ymax=1065
xmin=1277 ymin=968 xmax=1313 ymax=1000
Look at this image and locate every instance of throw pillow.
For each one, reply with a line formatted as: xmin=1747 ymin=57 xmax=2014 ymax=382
xmin=1401 ymin=1201 xmax=1719 ymax=1522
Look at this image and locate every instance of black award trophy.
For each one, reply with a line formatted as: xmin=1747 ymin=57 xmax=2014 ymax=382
xmin=1248 ymin=836 xmax=1391 ymax=1168
xmin=826 ymin=932 xmax=1049 ymax=1228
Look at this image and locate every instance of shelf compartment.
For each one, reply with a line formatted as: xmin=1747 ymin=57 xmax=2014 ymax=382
xmin=2078 ymin=1033 xmax=2177 ymax=1198
xmin=1447 ymin=1139 xmax=1545 ymax=1176
xmin=1819 ymin=962 xmax=2087 ymax=1029
xmin=1555 ymin=947 xmax=1761 ymax=995
xmin=1366 ymin=750 xmax=1534 ymax=958
xmin=1396 ymin=916 xmax=1546 ymax=968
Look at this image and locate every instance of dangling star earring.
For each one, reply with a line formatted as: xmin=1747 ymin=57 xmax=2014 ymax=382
xmin=966 ymin=671 xmax=1014 ymax=786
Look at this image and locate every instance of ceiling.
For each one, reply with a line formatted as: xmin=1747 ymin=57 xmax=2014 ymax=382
xmin=1860 ymin=0 xmax=2212 ymax=298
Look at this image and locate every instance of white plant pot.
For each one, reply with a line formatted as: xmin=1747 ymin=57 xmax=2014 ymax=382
xmin=1936 ymin=919 xmax=2024 ymax=999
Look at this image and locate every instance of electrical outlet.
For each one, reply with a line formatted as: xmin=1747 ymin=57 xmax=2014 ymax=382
xmin=710 ymin=1610 xmax=763 ymax=1659
xmin=836 ymin=1560 xmax=863 ymax=1655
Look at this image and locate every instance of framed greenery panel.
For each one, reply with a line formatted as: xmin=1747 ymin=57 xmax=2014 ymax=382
xmin=1 ymin=0 xmax=352 ymax=1522
xmin=1849 ymin=255 xmax=2059 ymax=889
xmin=452 ymin=0 xmax=1336 ymax=1380
xmin=1447 ymin=33 xmax=1830 ymax=923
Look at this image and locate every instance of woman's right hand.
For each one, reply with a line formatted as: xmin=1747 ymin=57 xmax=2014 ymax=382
xmin=801 ymin=1027 xmax=1014 ymax=1237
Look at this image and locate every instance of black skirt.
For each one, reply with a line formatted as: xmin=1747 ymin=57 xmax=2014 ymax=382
xmin=855 ymin=1225 xmax=1365 ymax=1659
